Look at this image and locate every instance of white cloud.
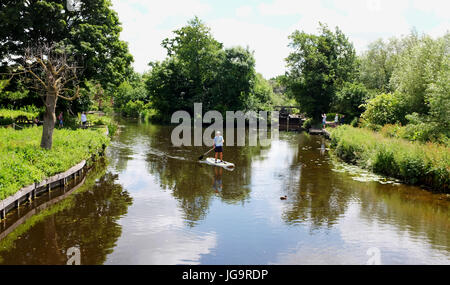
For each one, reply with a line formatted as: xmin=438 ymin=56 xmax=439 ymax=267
xmin=111 ymin=0 xmax=448 ymax=79
xmin=111 ymin=0 xmax=212 ymax=74
xmin=209 ymin=18 xmax=290 ymax=78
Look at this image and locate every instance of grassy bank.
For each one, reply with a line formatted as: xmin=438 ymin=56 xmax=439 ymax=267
xmin=0 ymin=127 xmax=110 ymax=200
xmin=0 ymin=107 xmax=41 ymax=125
xmin=329 ymin=125 xmax=449 ymax=192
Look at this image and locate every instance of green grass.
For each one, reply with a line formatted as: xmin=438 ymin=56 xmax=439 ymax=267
xmin=0 ymin=127 xmax=110 ymax=200
xmin=0 ymin=108 xmax=40 ymax=125
xmin=329 ymin=125 xmax=450 ymax=192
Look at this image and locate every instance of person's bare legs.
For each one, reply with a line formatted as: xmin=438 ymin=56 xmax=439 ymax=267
xmin=220 ymin=152 xmax=223 ymax=162
xmin=215 ymin=151 xmax=218 ymax=162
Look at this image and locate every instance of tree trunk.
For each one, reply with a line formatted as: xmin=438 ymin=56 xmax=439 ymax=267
xmin=40 ymin=90 xmax=58 ymax=150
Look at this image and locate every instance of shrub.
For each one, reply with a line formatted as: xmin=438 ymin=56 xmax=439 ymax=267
xmin=122 ymin=100 xmax=145 ymax=117
xmin=334 ymin=81 xmax=369 ymax=118
xmin=302 ymin=118 xmax=313 ymax=129
xmin=329 ymin=125 xmax=449 ymax=192
xmin=361 ymin=92 xmax=408 ymax=126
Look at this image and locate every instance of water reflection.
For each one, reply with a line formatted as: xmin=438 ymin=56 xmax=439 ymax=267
xmin=0 ymin=120 xmax=449 ymax=264
xmin=0 ymin=164 xmax=132 ymax=265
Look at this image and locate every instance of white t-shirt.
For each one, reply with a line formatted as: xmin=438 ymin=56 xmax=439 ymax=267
xmin=214 ymin=135 xmax=224 ymax=147
xmin=81 ymin=114 xmax=87 ymax=123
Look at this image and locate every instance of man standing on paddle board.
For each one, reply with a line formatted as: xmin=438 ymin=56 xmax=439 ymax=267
xmin=213 ymin=131 xmax=224 ymax=163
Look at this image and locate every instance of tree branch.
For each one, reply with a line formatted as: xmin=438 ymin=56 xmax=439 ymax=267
xmin=27 ymin=68 xmax=47 ymax=88
xmin=57 ymin=86 xmax=80 ymax=101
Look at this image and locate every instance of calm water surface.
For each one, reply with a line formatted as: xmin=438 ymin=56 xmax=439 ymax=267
xmin=0 ymin=120 xmax=449 ymax=264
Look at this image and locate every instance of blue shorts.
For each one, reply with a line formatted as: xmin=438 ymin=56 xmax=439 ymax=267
xmin=214 ymin=146 xmax=223 ymax=153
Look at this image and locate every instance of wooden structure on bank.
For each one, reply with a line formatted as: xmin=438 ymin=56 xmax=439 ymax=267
xmin=274 ymin=106 xmax=305 ymax=131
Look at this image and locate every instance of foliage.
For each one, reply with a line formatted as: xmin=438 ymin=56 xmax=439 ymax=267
xmin=285 ymin=23 xmax=357 ymax=119
xmin=145 ymin=17 xmax=277 ymax=121
xmin=361 ymin=92 xmax=407 ymax=126
xmin=113 ymin=75 xmax=149 ymax=112
xmin=0 ymin=0 xmax=134 ymax=114
xmin=0 ymin=0 xmax=133 ymax=87
xmin=330 ymin=125 xmax=449 ymax=192
xmin=0 ymin=126 xmax=110 ymax=199
xmin=334 ymin=81 xmax=369 ymax=118
xmin=0 ymin=107 xmax=40 ymax=121
xmin=302 ymin=118 xmax=314 ymax=129
xmin=425 ymin=52 xmax=450 ymax=132
xmin=350 ymin=117 xmax=359 ymax=127
xmin=390 ymin=33 xmax=448 ymax=114
xmin=122 ymin=100 xmax=145 ymax=118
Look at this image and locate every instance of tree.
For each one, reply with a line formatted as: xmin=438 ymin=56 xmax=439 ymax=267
xmin=16 ymin=44 xmax=82 ymax=149
xmin=214 ymin=46 xmax=256 ymax=112
xmin=359 ymin=39 xmax=397 ymax=92
xmin=390 ymin=33 xmax=448 ymax=115
xmin=0 ymin=0 xmax=133 ymax=103
xmin=285 ymin=23 xmax=357 ymax=119
xmin=161 ymin=16 xmax=223 ymax=107
xmin=146 ymin=18 xmax=261 ymax=119
xmin=334 ymin=81 xmax=369 ymax=118
xmin=425 ymin=52 xmax=450 ymax=134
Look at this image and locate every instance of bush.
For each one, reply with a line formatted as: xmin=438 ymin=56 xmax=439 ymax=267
xmin=329 ymin=125 xmax=449 ymax=192
xmin=0 ymin=106 xmax=42 ymax=124
xmin=379 ymin=117 xmax=446 ymax=145
xmin=334 ymin=81 xmax=369 ymax=118
xmin=302 ymin=118 xmax=313 ymax=129
xmin=350 ymin=117 xmax=359 ymax=127
xmin=361 ymin=92 xmax=408 ymax=126
xmin=122 ymin=100 xmax=145 ymax=117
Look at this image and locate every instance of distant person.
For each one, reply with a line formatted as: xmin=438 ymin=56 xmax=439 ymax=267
xmin=213 ymin=131 xmax=224 ymax=163
xmin=339 ymin=115 xmax=345 ymax=125
xmin=34 ymin=117 xmax=40 ymax=126
xmin=334 ymin=114 xmax=339 ymax=126
xmin=81 ymin=112 xmax=87 ymax=129
xmin=322 ymin=113 xmax=327 ymax=129
xmin=58 ymin=112 xmax=63 ymax=128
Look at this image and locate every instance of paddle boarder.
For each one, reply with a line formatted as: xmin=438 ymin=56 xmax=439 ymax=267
xmin=213 ymin=131 xmax=224 ymax=163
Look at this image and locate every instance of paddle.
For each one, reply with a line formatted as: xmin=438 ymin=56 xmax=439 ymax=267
xmin=198 ymin=147 xmax=215 ymax=160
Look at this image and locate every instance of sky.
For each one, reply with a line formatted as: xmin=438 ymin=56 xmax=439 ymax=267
xmin=110 ymin=0 xmax=449 ymax=79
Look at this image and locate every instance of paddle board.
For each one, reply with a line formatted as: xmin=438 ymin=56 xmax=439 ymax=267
xmin=204 ymin=157 xmax=235 ymax=169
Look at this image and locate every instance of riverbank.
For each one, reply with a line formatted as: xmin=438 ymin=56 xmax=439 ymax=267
xmin=0 ymin=126 xmax=110 ymax=200
xmin=329 ymin=125 xmax=449 ymax=192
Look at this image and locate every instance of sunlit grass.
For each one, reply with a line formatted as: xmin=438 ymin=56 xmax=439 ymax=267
xmin=330 ymin=125 xmax=449 ymax=192
xmin=0 ymin=127 xmax=109 ymax=200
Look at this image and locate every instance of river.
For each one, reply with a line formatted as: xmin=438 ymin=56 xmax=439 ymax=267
xmin=0 ymin=120 xmax=449 ymax=264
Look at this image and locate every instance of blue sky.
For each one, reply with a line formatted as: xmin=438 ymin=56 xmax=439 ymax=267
xmin=111 ymin=0 xmax=449 ymax=79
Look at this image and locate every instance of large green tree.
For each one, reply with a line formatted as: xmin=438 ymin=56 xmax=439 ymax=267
xmin=146 ymin=17 xmax=259 ymax=120
xmin=0 ymin=0 xmax=133 ymax=92
xmin=285 ymin=23 xmax=357 ymax=119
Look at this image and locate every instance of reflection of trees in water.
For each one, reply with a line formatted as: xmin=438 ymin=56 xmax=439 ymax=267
xmin=281 ymin=134 xmax=351 ymax=229
xmin=136 ymin=122 xmax=270 ymax=226
xmin=0 ymin=170 xmax=132 ymax=265
xmin=356 ymin=182 xmax=450 ymax=252
xmin=282 ymin=132 xmax=450 ymax=252
xmin=107 ymin=121 xmax=143 ymax=173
